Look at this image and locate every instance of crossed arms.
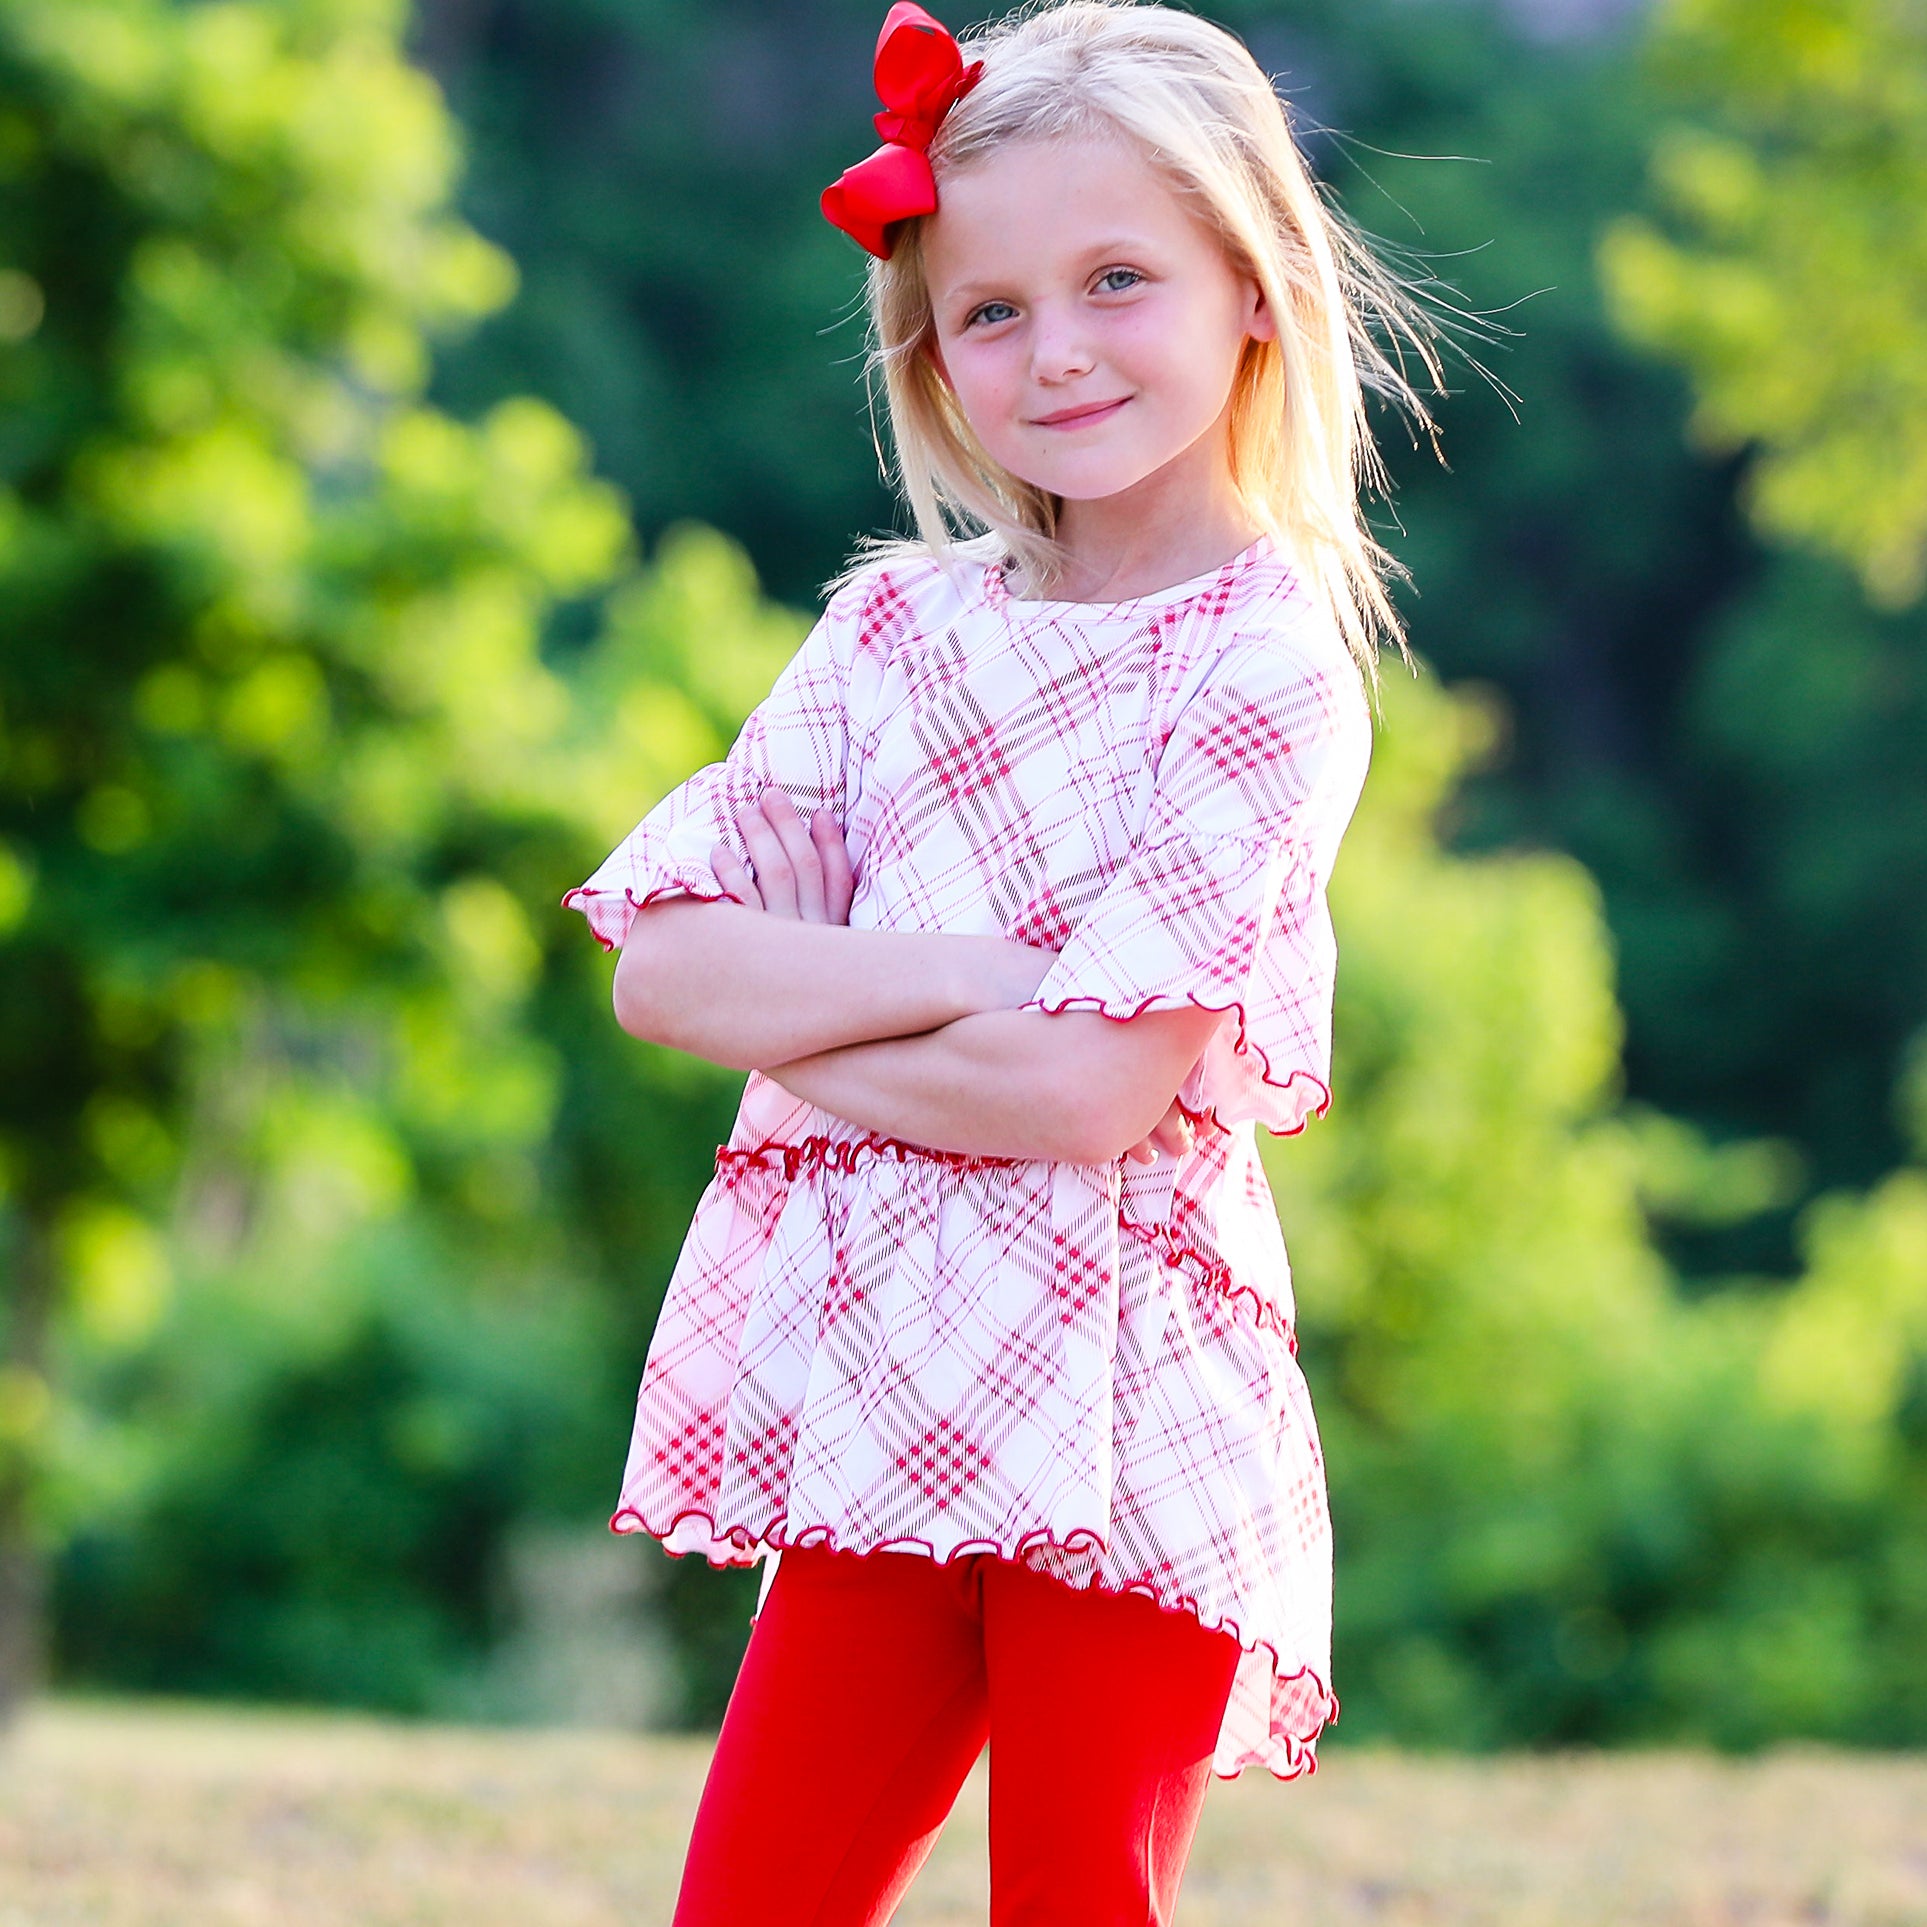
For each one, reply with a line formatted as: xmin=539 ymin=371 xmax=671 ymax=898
xmin=610 ymin=785 xmax=1221 ymax=1167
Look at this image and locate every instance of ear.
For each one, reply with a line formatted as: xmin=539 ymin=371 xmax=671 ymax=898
xmin=1244 ymin=277 xmax=1279 ymax=344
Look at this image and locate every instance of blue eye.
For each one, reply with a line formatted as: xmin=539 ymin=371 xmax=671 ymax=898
xmin=967 ymin=300 xmax=1018 ymax=328
xmin=1097 ymin=267 xmax=1144 ymax=294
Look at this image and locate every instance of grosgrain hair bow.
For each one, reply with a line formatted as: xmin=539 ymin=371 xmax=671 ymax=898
xmin=821 ymin=3 xmax=984 ymax=259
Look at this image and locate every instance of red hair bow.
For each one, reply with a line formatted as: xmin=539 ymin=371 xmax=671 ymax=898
xmin=820 ymin=3 xmax=984 ymax=260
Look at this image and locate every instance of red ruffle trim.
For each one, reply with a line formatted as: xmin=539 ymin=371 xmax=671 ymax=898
xmin=713 ymin=1130 xmax=1297 ymax=1351
xmin=559 ymin=877 xmax=736 ymax=953
xmin=608 ymin=1505 xmax=1336 ymax=1781
xmin=1115 ymin=1214 xmax=1297 ymax=1353
xmin=717 ymin=1128 xmax=1027 ymax=1184
xmin=1017 ymin=988 xmax=1333 ymax=1139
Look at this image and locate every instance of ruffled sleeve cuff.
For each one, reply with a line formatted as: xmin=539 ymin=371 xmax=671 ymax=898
xmin=1017 ymin=831 xmax=1337 ymax=1138
xmin=561 ymin=779 xmax=740 ymax=953
xmin=562 ymin=584 xmax=863 ymax=953
xmin=561 ymin=861 xmax=733 ymax=954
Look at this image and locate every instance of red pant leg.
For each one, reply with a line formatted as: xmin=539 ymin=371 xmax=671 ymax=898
xmin=981 ymin=1561 xmax=1241 ymax=1927
xmin=672 ymin=1547 xmax=991 ymax=1927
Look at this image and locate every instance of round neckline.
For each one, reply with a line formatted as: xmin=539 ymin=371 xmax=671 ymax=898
xmin=983 ymin=534 xmax=1276 ymax=618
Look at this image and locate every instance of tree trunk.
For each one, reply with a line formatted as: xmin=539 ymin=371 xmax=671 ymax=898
xmin=0 ymin=1208 xmax=52 ymax=1731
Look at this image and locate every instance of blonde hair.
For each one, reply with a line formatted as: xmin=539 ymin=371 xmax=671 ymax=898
xmin=841 ymin=0 xmax=1485 ymax=687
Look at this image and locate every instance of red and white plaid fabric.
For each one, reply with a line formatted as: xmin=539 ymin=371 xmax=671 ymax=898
xmin=563 ymin=537 xmax=1372 ymax=1778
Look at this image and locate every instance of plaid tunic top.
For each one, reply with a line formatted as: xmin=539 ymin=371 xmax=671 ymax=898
xmin=563 ymin=536 xmax=1371 ymax=1778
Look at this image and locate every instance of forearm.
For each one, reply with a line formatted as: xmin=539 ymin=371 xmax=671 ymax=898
xmin=762 ymin=1010 xmax=1144 ymax=1165
xmin=614 ymin=897 xmax=1046 ymax=1072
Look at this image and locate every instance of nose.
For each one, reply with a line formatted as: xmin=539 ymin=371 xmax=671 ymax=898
xmin=1027 ymin=301 xmax=1095 ymax=385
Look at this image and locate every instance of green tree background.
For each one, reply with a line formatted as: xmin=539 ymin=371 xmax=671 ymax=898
xmin=3 ymin=0 xmax=1923 ymax=1744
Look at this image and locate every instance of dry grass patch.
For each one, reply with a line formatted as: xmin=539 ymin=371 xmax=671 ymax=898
xmin=0 ymin=1700 xmax=1921 ymax=1924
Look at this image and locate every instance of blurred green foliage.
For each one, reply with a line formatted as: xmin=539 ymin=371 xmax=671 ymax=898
xmin=1 ymin=0 xmax=1922 ymax=1749
xmin=2 ymin=0 xmax=859 ymax=1729
xmin=1599 ymin=0 xmax=1927 ymax=608
xmin=1280 ymin=669 xmax=1927 ymax=1746
xmin=1586 ymin=0 xmax=1927 ymax=1245
xmin=47 ymin=522 xmax=803 ymax=1720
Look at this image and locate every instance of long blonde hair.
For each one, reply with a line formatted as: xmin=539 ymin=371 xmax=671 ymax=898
xmin=843 ymin=0 xmax=1482 ymax=686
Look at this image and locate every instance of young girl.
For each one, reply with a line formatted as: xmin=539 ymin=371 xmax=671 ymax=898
xmin=564 ymin=3 xmax=1447 ymax=1920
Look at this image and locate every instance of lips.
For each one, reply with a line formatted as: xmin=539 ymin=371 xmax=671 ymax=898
xmin=1029 ymin=396 xmax=1130 ymax=428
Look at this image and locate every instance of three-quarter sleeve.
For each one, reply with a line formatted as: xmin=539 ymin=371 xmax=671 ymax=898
xmin=1019 ymin=631 xmax=1371 ymax=1136
xmin=562 ymin=592 xmax=857 ymax=953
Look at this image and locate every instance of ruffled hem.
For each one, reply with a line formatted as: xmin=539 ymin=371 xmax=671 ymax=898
xmin=1019 ymin=987 xmax=1333 ymax=1139
xmin=559 ymin=876 xmax=735 ymax=954
xmin=607 ymin=1504 xmax=1338 ymax=1780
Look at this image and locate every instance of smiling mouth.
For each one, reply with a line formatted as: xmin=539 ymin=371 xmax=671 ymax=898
xmin=1029 ymin=397 xmax=1131 ymax=428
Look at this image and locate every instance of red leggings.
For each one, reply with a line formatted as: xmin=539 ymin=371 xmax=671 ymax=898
xmin=672 ymin=1545 xmax=1241 ymax=1927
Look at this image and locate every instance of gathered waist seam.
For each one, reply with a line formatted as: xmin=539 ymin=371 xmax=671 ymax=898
xmin=712 ymin=1132 xmax=1296 ymax=1352
xmin=715 ymin=1130 xmax=1030 ymax=1184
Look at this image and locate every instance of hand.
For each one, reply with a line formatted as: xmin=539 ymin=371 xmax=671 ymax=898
xmin=1124 ymin=1096 xmax=1197 ymax=1167
xmin=711 ymin=783 xmax=854 ymax=925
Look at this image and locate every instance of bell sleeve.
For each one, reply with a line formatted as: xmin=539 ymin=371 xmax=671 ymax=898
xmin=1018 ymin=633 xmax=1371 ymax=1137
xmin=561 ymin=591 xmax=858 ymax=954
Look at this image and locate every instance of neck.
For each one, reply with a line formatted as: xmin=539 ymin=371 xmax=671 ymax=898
xmin=1045 ymin=416 xmax=1259 ymax=603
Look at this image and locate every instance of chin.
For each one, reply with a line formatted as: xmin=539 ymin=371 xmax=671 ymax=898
xmin=1012 ymin=452 xmax=1169 ymax=501
xmin=1053 ymin=470 xmax=1169 ymax=504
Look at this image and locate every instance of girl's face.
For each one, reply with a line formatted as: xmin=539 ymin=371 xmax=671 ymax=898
xmin=920 ymin=131 xmax=1274 ymax=510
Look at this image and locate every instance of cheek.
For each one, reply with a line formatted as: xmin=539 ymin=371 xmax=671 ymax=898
xmin=939 ymin=337 xmax=1022 ymax=431
xmin=1108 ymin=302 xmax=1242 ymax=415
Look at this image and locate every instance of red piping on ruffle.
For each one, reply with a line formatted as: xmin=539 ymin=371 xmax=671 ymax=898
xmin=1115 ymin=1214 xmax=1298 ymax=1354
xmin=560 ymin=877 xmax=737 ymax=953
xmin=1019 ymin=988 xmax=1333 ymax=1140
xmin=717 ymin=1128 xmax=1030 ymax=1184
xmin=608 ymin=1504 xmax=1338 ymax=1782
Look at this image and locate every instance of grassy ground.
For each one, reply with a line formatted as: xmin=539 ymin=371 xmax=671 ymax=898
xmin=0 ymin=1701 xmax=1922 ymax=1925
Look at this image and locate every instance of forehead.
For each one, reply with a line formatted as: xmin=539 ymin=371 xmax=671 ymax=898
xmin=922 ymin=131 xmax=1209 ymax=285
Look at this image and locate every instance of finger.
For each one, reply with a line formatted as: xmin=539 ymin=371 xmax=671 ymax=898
xmin=1146 ymin=1102 xmax=1195 ymax=1160
xmin=736 ymin=795 xmax=800 ymax=918
xmin=709 ymin=841 xmax=763 ymax=910
xmin=757 ymin=785 xmax=829 ymax=922
xmin=812 ymin=810 xmax=856 ymax=925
